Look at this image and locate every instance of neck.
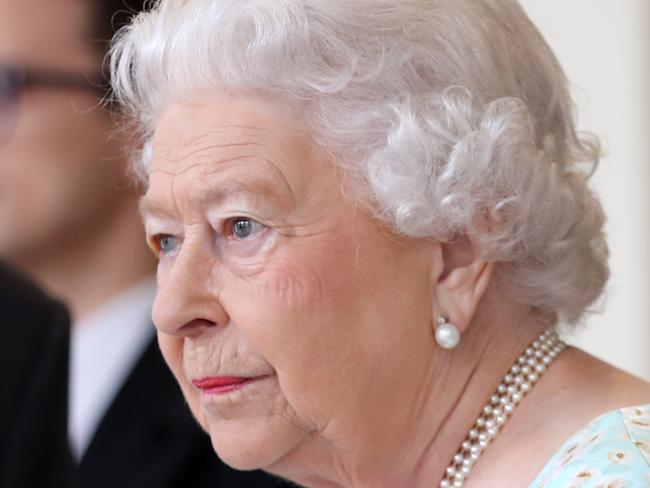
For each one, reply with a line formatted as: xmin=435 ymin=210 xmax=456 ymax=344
xmin=269 ymin=305 xmax=553 ymax=488
xmin=409 ymin=311 xmax=551 ymax=488
xmin=15 ymin=196 xmax=156 ymax=322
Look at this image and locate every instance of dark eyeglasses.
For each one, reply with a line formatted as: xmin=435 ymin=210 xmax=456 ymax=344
xmin=0 ymin=64 xmax=107 ymax=143
xmin=0 ymin=64 xmax=105 ymax=105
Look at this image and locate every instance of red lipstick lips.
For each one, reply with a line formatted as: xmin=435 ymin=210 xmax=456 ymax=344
xmin=192 ymin=376 xmax=258 ymax=395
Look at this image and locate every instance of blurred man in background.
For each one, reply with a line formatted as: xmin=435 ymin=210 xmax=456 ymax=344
xmin=0 ymin=1 xmax=284 ymax=487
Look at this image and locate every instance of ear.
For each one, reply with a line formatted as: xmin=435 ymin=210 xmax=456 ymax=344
xmin=432 ymin=241 xmax=495 ymax=334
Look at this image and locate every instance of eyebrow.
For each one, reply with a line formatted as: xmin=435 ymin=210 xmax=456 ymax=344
xmin=138 ymin=174 xmax=291 ymax=221
xmin=138 ymin=197 xmax=173 ymax=221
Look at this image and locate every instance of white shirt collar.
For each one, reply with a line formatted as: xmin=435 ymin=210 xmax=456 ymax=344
xmin=68 ymin=276 xmax=157 ymax=460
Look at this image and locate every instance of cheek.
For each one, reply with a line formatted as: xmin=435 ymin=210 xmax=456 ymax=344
xmin=221 ymin=234 xmax=367 ymax=426
xmin=232 ymin=240 xmax=351 ymax=348
xmin=221 ymin=213 xmax=434 ymax=431
xmin=0 ymin=113 xmax=120 ymax=246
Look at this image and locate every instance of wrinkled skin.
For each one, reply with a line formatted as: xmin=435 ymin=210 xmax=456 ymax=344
xmin=142 ymin=92 xmax=441 ymax=485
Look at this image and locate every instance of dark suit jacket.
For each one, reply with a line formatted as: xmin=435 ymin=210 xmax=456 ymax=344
xmin=0 ymin=263 xmax=290 ymax=488
xmin=0 ymin=263 xmax=72 ymax=488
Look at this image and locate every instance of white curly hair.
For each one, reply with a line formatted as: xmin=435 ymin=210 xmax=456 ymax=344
xmin=109 ymin=0 xmax=608 ymax=324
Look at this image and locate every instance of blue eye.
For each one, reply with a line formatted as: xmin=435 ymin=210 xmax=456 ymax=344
xmin=158 ymin=234 xmax=179 ymax=255
xmin=231 ymin=218 xmax=264 ymax=240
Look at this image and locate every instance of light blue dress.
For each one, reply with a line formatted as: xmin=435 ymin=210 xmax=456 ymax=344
xmin=530 ymin=405 xmax=650 ymax=487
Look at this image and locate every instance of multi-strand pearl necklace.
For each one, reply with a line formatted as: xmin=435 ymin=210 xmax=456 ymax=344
xmin=439 ymin=330 xmax=566 ymax=488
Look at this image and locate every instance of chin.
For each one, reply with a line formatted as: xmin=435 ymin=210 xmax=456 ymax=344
xmin=206 ymin=414 xmax=307 ymax=471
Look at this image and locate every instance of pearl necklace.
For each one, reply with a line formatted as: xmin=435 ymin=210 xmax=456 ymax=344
xmin=439 ymin=330 xmax=566 ymax=488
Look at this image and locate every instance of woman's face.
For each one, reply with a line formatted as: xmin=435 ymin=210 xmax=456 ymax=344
xmin=143 ymin=91 xmax=438 ymax=476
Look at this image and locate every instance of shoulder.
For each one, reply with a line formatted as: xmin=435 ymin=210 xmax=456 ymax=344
xmin=530 ymin=404 xmax=650 ymax=487
xmin=0 ymin=261 xmax=70 ymax=402
xmin=0 ymin=262 xmax=71 ymax=488
xmin=0 ymin=262 xmax=70 ymax=404
xmin=0 ymin=262 xmax=69 ymax=329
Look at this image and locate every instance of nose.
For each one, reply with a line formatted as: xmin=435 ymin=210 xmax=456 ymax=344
xmin=153 ymin=240 xmax=229 ymax=337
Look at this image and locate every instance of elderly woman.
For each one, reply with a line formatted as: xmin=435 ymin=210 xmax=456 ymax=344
xmin=109 ymin=1 xmax=650 ymax=486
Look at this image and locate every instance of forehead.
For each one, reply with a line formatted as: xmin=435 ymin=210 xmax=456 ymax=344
xmin=0 ymin=0 xmax=96 ymax=69
xmin=146 ymin=91 xmax=319 ymax=203
xmin=152 ymin=90 xmax=305 ymax=149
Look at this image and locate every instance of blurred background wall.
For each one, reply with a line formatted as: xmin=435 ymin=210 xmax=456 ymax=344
xmin=520 ymin=0 xmax=650 ymax=380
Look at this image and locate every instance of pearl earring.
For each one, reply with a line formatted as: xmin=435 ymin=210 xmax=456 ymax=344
xmin=435 ymin=316 xmax=460 ymax=349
